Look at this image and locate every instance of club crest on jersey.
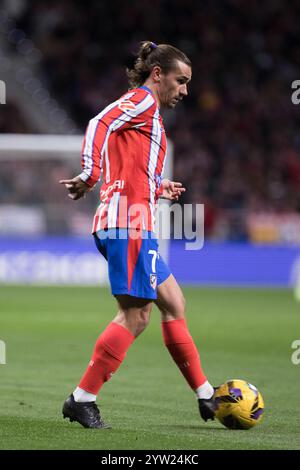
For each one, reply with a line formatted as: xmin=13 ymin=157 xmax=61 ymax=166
xmin=118 ymin=99 xmax=136 ymax=112
xmin=150 ymin=274 xmax=157 ymax=290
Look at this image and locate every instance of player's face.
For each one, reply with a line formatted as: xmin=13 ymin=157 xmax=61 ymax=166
xmin=158 ymin=60 xmax=192 ymax=108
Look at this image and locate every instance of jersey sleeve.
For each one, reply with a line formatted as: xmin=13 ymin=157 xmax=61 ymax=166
xmin=79 ymin=90 xmax=155 ymax=187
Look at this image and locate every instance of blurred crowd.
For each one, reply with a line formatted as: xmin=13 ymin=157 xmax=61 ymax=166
xmin=2 ymin=0 xmax=300 ymax=240
xmin=0 ymin=102 xmax=33 ymax=133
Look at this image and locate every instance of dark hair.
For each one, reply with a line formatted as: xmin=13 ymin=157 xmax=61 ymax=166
xmin=127 ymin=41 xmax=191 ymax=89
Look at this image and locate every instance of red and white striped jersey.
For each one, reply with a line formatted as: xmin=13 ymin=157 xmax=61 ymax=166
xmin=79 ymin=86 xmax=167 ymax=233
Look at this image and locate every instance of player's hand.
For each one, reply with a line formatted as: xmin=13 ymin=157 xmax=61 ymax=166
xmin=59 ymin=175 xmax=92 ymax=200
xmin=160 ymin=179 xmax=186 ymax=201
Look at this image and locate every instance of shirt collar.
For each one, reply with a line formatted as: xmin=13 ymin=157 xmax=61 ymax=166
xmin=140 ymin=85 xmax=153 ymax=95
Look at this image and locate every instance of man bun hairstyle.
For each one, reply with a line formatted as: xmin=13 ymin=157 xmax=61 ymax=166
xmin=127 ymin=41 xmax=191 ymax=89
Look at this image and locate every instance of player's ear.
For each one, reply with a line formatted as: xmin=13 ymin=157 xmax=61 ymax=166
xmin=152 ymin=65 xmax=162 ymax=83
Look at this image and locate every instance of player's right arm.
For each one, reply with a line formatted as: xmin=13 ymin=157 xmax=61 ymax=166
xmin=79 ymin=89 xmax=155 ymax=187
xmin=59 ymin=175 xmax=92 ymax=200
xmin=60 ymin=89 xmax=155 ymax=200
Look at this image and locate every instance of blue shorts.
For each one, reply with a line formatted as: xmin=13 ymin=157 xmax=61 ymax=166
xmin=94 ymin=229 xmax=171 ymax=299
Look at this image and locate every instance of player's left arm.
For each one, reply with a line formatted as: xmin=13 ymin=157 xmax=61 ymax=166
xmin=158 ymin=179 xmax=186 ymax=201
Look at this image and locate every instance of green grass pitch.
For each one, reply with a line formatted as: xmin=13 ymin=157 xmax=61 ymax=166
xmin=0 ymin=285 xmax=300 ymax=450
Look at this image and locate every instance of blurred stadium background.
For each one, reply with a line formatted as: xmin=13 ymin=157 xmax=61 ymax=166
xmin=1 ymin=0 xmax=300 ymax=287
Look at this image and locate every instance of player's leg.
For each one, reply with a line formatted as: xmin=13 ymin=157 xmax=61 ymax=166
xmin=63 ymin=229 xmax=155 ymax=428
xmin=75 ymin=295 xmax=152 ymax=398
xmin=76 ymin=229 xmax=154 ymax=393
xmin=63 ymin=295 xmax=152 ymax=429
xmin=155 ymin=273 xmax=216 ymax=421
xmin=156 ymin=274 xmax=211 ymax=392
xmin=113 ymin=294 xmax=153 ymax=337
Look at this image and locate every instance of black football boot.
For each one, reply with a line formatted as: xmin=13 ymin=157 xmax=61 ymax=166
xmin=62 ymin=394 xmax=111 ymax=429
xmin=198 ymin=387 xmax=219 ymax=422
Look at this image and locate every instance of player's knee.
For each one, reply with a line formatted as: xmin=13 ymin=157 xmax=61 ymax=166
xmin=174 ymin=294 xmax=186 ymax=318
xmin=160 ymin=294 xmax=186 ymax=321
xmin=179 ymin=294 xmax=186 ymax=313
xmin=115 ymin=303 xmax=152 ymax=337
xmin=134 ymin=308 xmax=151 ymax=336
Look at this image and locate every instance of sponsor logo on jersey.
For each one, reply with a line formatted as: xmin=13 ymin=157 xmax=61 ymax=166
xmin=100 ymin=179 xmax=125 ymax=201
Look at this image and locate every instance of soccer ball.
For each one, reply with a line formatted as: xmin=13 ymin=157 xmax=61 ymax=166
xmin=214 ymin=379 xmax=264 ymax=430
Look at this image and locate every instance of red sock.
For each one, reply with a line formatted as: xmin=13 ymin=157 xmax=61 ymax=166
xmin=79 ymin=322 xmax=135 ymax=395
xmin=162 ymin=318 xmax=207 ymax=390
